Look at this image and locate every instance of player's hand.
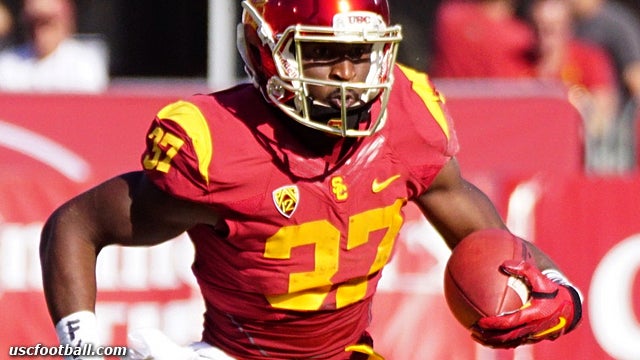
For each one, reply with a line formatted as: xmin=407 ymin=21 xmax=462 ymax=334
xmin=470 ymin=260 xmax=582 ymax=348
xmin=123 ymin=328 xmax=198 ymax=360
xmin=123 ymin=328 xmax=234 ymax=360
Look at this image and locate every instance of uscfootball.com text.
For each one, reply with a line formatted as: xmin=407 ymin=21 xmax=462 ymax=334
xmin=9 ymin=343 xmax=128 ymax=357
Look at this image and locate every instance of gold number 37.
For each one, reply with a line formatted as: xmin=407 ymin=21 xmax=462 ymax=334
xmin=264 ymin=199 xmax=405 ymax=311
xmin=143 ymin=126 xmax=185 ymax=173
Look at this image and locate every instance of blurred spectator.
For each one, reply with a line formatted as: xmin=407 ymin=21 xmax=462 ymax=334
xmin=0 ymin=0 xmax=108 ymax=93
xmin=529 ymin=0 xmax=619 ymax=171
xmin=569 ymin=0 xmax=640 ymax=170
xmin=0 ymin=1 xmax=13 ymax=49
xmin=570 ymin=0 xmax=640 ymax=109
xmin=430 ymin=0 xmax=536 ymax=78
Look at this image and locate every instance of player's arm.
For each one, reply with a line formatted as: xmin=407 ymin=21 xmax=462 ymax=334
xmin=415 ymin=158 xmax=582 ymax=347
xmin=415 ymin=157 xmax=507 ymax=247
xmin=39 ymin=171 xmax=218 ymax=350
xmin=416 ymin=157 xmax=562 ymax=269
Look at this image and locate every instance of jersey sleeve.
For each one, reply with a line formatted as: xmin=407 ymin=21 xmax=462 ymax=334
xmin=141 ymin=98 xmax=214 ymax=203
xmin=397 ymin=64 xmax=459 ymax=158
xmin=388 ymin=65 xmax=460 ymax=196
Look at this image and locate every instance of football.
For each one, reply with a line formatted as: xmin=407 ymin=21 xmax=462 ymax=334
xmin=443 ymin=229 xmax=531 ymax=329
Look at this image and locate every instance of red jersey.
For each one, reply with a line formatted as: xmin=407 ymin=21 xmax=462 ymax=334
xmin=558 ymin=40 xmax=615 ymax=92
xmin=431 ymin=1 xmax=536 ymax=78
xmin=141 ymin=65 xmax=458 ymax=359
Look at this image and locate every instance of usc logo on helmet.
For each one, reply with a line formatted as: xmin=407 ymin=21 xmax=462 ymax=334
xmin=348 ymin=15 xmax=372 ymax=24
xmin=238 ymin=0 xmax=402 ymax=137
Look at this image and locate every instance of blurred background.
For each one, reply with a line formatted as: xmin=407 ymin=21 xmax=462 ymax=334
xmin=0 ymin=1 xmax=631 ymax=79
xmin=0 ymin=1 xmax=635 ymax=77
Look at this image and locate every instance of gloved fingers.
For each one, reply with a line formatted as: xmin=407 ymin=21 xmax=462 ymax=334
xmin=471 ymin=262 xmax=580 ymax=348
xmin=476 ymin=297 xmax=568 ymax=330
xmin=472 ymin=310 xmax=566 ymax=346
xmin=471 ymin=330 xmax=545 ymax=349
xmin=472 ymin=326 xmax=538 ymax=347
xmin=500 ymin=260 xmax=558 ymax=294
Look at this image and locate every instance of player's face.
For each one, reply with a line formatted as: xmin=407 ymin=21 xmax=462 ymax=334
xmin=300 ymin=42 xmax=373 ymax=110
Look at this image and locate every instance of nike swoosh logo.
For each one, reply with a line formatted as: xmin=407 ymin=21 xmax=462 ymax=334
xmin=372 ymin=174 xmax=401 ymax=193
xmin=532 ymin=316 xmax=567 ymax=338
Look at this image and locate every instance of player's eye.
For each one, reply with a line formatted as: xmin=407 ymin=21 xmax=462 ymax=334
xmin=345 ymin=44 xmax=372 ymax=61
xmin=301 ymin=44 xmax=372 ymax=63
xmin=300 ymin=44 xmax=336 ymax=61
xmin=313 ymin=45 xmax=334 ymax=60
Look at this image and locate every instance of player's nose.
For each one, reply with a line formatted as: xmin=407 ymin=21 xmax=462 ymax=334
xmin=329 ymin=59 xmax=357 ymax=81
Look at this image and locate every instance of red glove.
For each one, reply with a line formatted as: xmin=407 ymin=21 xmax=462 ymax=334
xmin=471 ymin=260 xmax=582 ymax=348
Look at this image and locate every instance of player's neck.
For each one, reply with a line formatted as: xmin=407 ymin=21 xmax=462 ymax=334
xmin=286 ymin=115 xmax=350 ymax=159
xmin=269 ymin=105 xmax=363 ymax=158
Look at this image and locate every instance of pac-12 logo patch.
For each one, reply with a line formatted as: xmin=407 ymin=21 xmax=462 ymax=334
xmin=272 ymin=185 xmax=300 ymax=218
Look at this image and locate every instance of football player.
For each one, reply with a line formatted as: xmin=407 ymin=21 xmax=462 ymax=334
xmin=40 ymin=0 xmax=582 ymax=359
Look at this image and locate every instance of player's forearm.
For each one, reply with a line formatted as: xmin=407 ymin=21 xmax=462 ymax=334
xmin=40 ymin=208 xmax=100 ymax=324
xmin=422 ymin=179 xmax=507 ymax=248
xmin=523 ymin=240 xmax=560 ymax=273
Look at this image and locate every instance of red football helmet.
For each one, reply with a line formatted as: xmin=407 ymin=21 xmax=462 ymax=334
xmin=237 ymin=0 xmax=402 ymax=137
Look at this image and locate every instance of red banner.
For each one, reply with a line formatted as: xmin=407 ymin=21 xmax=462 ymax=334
xmin=531 ymin=174 xmax=640 ymax=360
xmin=1 ymin=83 xmax=636 ymax=359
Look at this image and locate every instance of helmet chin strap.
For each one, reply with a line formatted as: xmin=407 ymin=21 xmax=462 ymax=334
xmin=305 ymin=97 xmax=373 ymax=132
